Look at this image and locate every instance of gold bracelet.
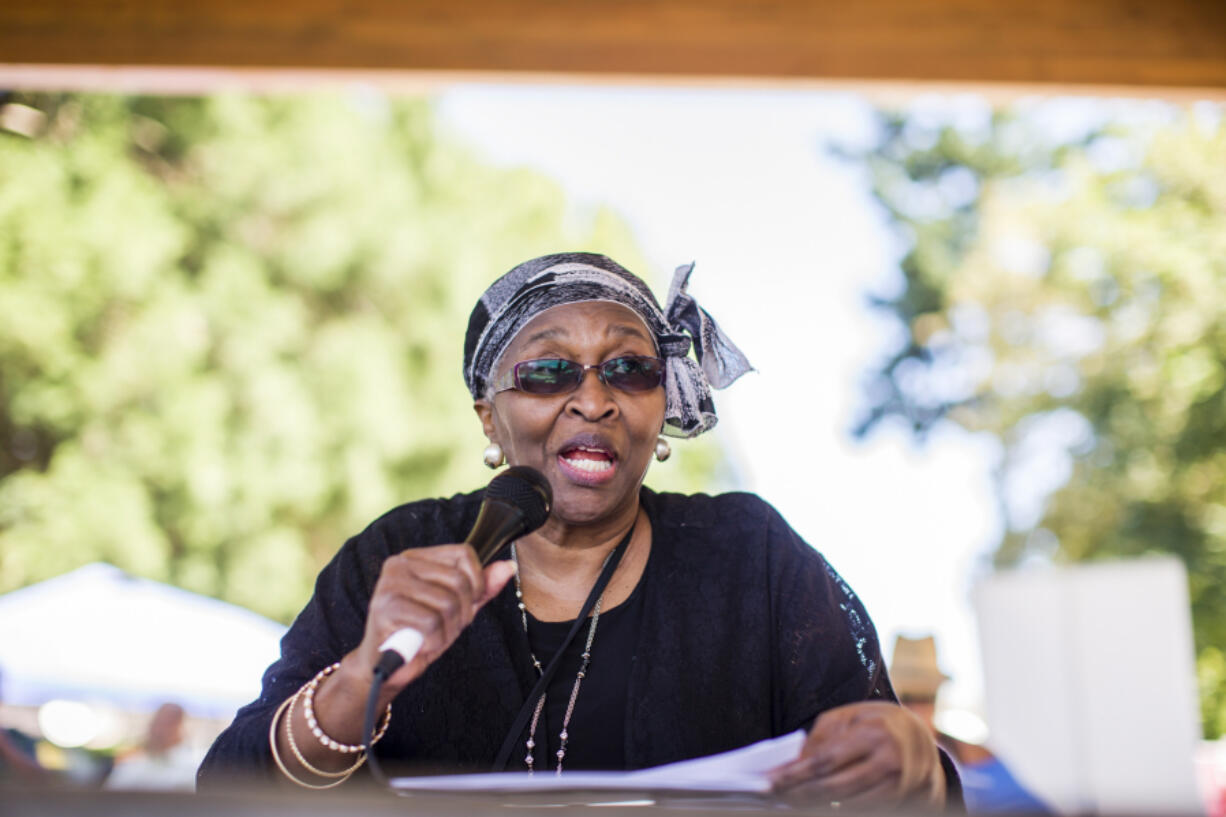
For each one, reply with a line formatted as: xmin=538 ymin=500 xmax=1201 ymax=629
xmin=301 ymin=662 xmax=393 ymax=752
xmin=286 ymin=690 xmax=366 ymax=779
xmin=269 ymin=693 xmax=357 ymax=789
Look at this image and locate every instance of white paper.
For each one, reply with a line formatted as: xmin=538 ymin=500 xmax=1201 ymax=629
xmin=391 ymin=730 xmax=806 ymax=794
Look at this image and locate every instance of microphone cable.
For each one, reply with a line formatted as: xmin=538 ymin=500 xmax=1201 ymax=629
xmin=363 ymin=653 xmax=400 ymax=787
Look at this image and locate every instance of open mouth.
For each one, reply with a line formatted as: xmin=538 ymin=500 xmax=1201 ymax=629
xmin=558 ymin=441 xmax=618 ymax=483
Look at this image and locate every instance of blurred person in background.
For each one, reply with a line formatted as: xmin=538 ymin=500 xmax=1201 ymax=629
xmin=0 ymin=668 xmax=47 ymax=785
xmin=105 ymin=702 xmax=200 ymax=791
xmin=891 ymin=635 xmax=1048 ymax=813
xmin=0 ymin=727 xmax=44 ymax=785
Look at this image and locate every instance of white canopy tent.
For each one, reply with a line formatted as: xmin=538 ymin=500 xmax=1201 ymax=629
xmin=0 ymin=563 xmax=285 ymax=719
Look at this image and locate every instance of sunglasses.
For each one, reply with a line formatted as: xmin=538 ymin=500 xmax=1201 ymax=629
xmin=494 ymin=355 xmax=666 ymax=396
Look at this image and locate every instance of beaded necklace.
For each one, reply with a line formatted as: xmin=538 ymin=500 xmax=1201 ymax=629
xmin=511 ymin=542 xmax=614 ymax=775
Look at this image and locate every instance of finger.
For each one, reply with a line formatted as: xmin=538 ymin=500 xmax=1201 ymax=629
xmin=771 ymin=712 xmax=844 ymax=785
xmin=476 ymin=560 xmax=517 ymax=607
xmin=807 ymin=752 xmax=896 ymax=801
xmin=407 ymin=544 xmax=485 ymax=600
xmin=772 ymin=721 xmax=880 ymax=787
xmin=800 ymin=706 xmax=858 ymax=755
xmin=370 ymin=563 xmax=472 ymax=650
xmin=366 ymin=598 xmax=448 ymax=673
xmin=776 ymin=757 xmax=893 ymax=805
xmin=392 ymin=574 xmax=470 ymax=646
xmin=410 ymin=549 xmax=484 ymax=603
xmin=400 ymin=558 xmax=478 ymax=617
xmin=769 ymin=753 xmax=827 ymax=790
xmin=772 ymin=757 xmax=891 ymax=807
xmin=812 ymin=719 xmax=884 ymax=772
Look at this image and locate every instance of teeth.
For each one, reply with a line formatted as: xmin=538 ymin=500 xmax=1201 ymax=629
xmin=562 ymin=457 xmax=613 ymax=473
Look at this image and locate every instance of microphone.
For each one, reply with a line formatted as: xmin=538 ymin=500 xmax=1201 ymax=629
xmin=466 ymin=465 xmax=553 ymax=564
xmin=375 ymin=466 xmax=553 ymax=678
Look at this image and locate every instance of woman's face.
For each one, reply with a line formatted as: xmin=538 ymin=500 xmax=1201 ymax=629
xmin=474 ymin=301 xmax=667 ymax=528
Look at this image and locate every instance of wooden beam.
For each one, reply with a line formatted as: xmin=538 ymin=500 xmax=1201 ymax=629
xmin=2 ymin=1 xmax=1225 ymax=89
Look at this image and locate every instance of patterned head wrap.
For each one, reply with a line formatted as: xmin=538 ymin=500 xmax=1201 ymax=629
xmin=463 ymin=253 xmax=752 ymax=438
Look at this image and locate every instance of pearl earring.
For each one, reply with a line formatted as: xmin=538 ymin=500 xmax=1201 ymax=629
xmin=654 ymin=438 xmax=672 ymax=462
xmin=483 ymin=443 xmax=505 ymax=469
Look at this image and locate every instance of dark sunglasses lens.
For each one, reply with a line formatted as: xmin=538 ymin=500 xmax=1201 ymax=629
xmin=602 ymin=357 xmax=664 ymax=391
xmin=515 ymin=359 xmax=582 ymax=393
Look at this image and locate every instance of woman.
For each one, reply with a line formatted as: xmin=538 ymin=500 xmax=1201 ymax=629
xmin=198 ymin=252 xmax=958 ymax=807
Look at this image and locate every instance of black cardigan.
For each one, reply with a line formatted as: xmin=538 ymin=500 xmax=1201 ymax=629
xmin=198 ymin=488 xmax=960 ymax=802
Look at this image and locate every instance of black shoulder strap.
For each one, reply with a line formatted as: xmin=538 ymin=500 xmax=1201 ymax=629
xmin=492 ymin=520 xmax=635 ymax=771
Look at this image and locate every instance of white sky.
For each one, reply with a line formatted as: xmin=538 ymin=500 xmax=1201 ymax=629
xmin=437 ymin=84 xmax=1004 ymax=717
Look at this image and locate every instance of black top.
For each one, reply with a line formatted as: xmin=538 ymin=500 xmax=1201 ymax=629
xmin=522 ymin=572 xmax=646 ymax=771
xmin=197 ymin=488 xmax=962 ymax=806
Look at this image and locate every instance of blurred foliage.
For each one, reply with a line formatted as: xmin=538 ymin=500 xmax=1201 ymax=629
xmin=0 ymin=92 xmax=729 ymax=623
xmin=851 ymin=101 xmax=1226 ymax=736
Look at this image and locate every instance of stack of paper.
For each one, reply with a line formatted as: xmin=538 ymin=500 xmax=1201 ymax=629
xmin=392 ymin=731 xmax=806 ymax=794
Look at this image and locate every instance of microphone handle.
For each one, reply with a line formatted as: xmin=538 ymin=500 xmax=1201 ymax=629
xmin=377 ymin=628 xmax=424 ymax=677
xmin=377 ymin=501 xmax=527 ymax=675
xmin=466 ymin=498 xmax=530 ymax=564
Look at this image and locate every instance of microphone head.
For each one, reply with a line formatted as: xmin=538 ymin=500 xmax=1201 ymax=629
xmin=486 ymin=466 xmax=552 ymax=534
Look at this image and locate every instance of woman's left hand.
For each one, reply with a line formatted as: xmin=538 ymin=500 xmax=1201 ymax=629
xmin=769 ymin=701 xmax=946 ymax=809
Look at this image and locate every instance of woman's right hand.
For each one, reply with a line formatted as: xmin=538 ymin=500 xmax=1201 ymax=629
xmin=356 ymin=544 xmax=517 ymax=694
xmin=304 ymin=545 xmax=516 ymax=751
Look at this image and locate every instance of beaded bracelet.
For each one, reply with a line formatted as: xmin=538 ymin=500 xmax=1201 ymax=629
xmin=286 ymin=689 xmax=365 ymax=780
xmin=301 ymin=662 xmax=392 ymax=753
xmin=269 ymin=694 xmax=355 ymax=789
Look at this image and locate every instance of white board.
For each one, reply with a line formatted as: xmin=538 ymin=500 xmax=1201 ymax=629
xmin=973 ymin=556 xmax=1203 ymax=815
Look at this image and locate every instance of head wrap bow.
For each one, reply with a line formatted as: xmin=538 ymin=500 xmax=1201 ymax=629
xmin=463 ymin=253 xmax=752 ymax=438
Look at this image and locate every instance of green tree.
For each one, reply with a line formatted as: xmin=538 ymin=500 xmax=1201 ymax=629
xmin=852 ymin=102 xmax=1226 ymax=737
xmin=0 ymin=92 xmax=727 ymax=622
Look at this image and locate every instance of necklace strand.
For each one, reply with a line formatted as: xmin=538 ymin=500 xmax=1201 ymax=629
xmin=512 ymin=542 xmax=611 ymax=775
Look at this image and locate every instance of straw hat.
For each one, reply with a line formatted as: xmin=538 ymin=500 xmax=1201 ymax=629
xmin=889 ymin=635 xmax=951 ymax=698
